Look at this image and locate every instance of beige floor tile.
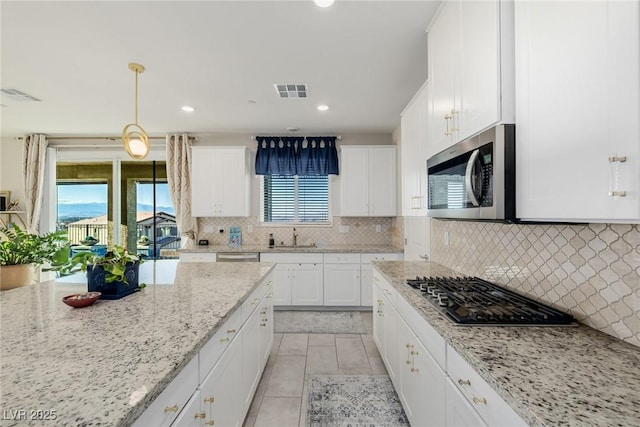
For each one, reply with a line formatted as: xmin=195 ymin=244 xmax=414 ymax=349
xmin=247 ymin=363 xmax=274 ymax=417
xmin=254 ymin=397 xmax=301 ymax=427
xmin=335 ymin=333 xmax=363 ymax=338
xmin=335 ymin=336 xmax=370 ymax=369
xmin=243 ymin=414 xmax=256 ymax=427
xmin=270 ymin=334 xmax=283 ymax=357
xmin=264 ymin=355 xmax=306 ymax=397
xmin=308 ymin=333 xmax=335 ymax=347
xmin=338 ymin=366 xmax=373 ymax=375
xmin=278 ymin=333 xmax=309 ymax=356
xmin=361 ymin=334 xmax=379 ymax=357
xmin=305 ymin=346 xmax=338 ymax=376
xmin=360 ymin=311 xmax=374 ymax=333
xmin=369 ymin=356 xmax=387 ymax=375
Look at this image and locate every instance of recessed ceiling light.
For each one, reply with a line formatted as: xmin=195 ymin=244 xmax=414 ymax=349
xmin=314 ymin=0 xmax=335 ymax=8
xmin=181 ymin=106 xmax=195 ymax=112
xmin=317 ymin=105 xmax=329 ymax=111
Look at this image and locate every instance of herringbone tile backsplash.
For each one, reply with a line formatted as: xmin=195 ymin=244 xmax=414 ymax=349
xmin=431 ymin=220 xmax=640 ymax=347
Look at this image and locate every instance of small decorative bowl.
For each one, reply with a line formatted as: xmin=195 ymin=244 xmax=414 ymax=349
xmin=62 ymin=292 xmax=101 ymax=308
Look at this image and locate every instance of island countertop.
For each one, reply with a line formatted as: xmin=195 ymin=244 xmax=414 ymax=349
xmin=372 ymin=260 xmax=640 ymax=427
xmin=0 ymin=260 xmax=275 ymax=426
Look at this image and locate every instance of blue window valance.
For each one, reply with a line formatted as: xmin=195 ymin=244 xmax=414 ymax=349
xmin=255 ymin=136 xmax=339 ymax=176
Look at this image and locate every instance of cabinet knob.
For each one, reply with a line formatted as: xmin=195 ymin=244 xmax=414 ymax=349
xmin=410 ymin=350 xmax=419 ymax=356
xmin=473 ymin=396 xmax=487 ymax=405
xmin=260 ymin=323 xmax=266 ymax=326
xmin=164 ymin=405 xmax=179 ymax=413
xmin=458 ymin=379 xmax=471 ymax=386
xmin=411 ymin=368 xmax=420 ymax=373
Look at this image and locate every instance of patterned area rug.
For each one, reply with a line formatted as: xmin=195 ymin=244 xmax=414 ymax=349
xmin=306 ymin=375 xmax=410 ymax=427
xmin=274 ymin=311 xmax=366 ymax=334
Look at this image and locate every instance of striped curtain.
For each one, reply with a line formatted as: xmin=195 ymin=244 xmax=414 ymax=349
xmin=22 ymin=134 xmax=48 ymax=234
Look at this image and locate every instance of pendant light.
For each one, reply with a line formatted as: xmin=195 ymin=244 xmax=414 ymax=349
xmin=122 ymin=63 xmax=150 ymax=159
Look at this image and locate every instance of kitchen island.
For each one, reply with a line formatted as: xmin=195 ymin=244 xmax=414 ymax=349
xmin=373 ymin=261 xmax=640 ymax=427
xmin=0 ymin=260 xmax=275 ymax=426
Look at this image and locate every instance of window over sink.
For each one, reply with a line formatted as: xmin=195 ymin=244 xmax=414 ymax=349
xmin=260 ymin=175 xmax=330 ymax=224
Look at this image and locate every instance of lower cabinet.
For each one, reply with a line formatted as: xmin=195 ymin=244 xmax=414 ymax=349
xmin=323 ymin=255 xmax=361 ymax=306
xmin=397 ymin=316 xmax=446 ymax=427
xmin=134 ymin=273 xmax=273 ymax=427
xmin=261 ymin=253 xmax=323 ymax=306
xmin=372 ymin=270 xmax=526 ymax=427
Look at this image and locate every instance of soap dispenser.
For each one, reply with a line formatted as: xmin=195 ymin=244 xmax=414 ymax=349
xmin=268 ymin=233 xmax=275 ymax=248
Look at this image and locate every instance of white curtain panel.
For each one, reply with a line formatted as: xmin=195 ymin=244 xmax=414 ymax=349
xmin=22 ymin=134 xmax=48 ymax=234
xmin=166 ymin=134 xmax=197 ymax=249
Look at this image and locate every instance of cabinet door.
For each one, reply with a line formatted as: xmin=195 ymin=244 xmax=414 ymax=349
xmin=457 ymin=0 xmax=500 ymax=141
xmin=401 ymin=83 xmax=429 ymax=216
xmin=191 ymin=148 xmax=217 ymax=217
xmin=360 ymin=264 xmax=373 ymax=307
xmin=445 ymin=379 xmax=487 ymax=427
xmin=259 ymin=295 xmax=274 ymax=366
xmin=340 ymin=147 xmax=369 ymax=216
xmin=291 ymin=263 xmax=323 ymax=305
xmin=397 ymin=317 xmax=446 ymax=427
xmin=200 ymin=332 xmax=243 ymax=427
xmin=368 ymin=147 xmax=397 ymax=216
xmin=172 ymin=390 xmax=204 ymax=427
xmin=515 ymin=0 xmax=639 ymax=222
xmin=428 ymin=0 xmax=459 ymax=151
xmin=403 ymin=216 xmax=430 ymax=261
xmin=242 ymin=307 xmax=262 ymax=416
xmin=217 ymin=148 xmax=250 ymax=217
xmin=271 ymin=264 xmax=291 ymax=306
xmin=372 ymin=284 xmax=385 ymax=352
xmin=323 ymin=263 xmax=361 ymax=306
xmin=382 ymin=296 xmax=399 ymax=385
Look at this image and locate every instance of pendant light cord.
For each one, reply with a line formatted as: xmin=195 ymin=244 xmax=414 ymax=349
xmin=134 ymin=70 xmax=139 ymax=125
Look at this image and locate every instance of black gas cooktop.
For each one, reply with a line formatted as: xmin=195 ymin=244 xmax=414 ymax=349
xmin=406 ymin=276 xmax=576 ymax=326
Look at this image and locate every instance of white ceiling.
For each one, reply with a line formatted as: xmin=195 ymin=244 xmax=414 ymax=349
xmin=0 ymin=1 xmax=441 ymax=138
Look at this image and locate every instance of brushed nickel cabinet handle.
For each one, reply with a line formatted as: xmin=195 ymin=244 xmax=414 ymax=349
xmin=473 ymin=396 xmax=487 ymax=405
xmin=164 ymin=405 xmax=179 ymax=413
xmin=458 ymin=379 xmax=471 ymax=386
xmin=195 ymin=412 xmax=206 ymax=419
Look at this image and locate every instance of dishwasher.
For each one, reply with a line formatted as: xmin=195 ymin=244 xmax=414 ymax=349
xmin=216 ymin=252 xmax=260 ymax=262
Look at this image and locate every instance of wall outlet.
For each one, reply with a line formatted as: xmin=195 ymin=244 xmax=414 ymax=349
xmin=376 ymin=224 xmax=382 ymax=233
xmin=339 ymin=225 xmax=350 ymax=233
xmin=204 ymin=225 xmax=214 ymax=233
xmin=444 ymin=231 xmax=450 ymax=246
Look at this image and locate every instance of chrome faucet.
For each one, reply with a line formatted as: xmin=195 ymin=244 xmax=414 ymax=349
xmin=293 ymin=227 xmax=298 ymax=246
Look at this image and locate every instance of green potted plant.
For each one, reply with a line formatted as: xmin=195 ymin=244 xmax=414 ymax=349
xmin=0 ymin=225 xmax=69 ymax=290
xmin=55 ymin=245 xmax=144 ymax=299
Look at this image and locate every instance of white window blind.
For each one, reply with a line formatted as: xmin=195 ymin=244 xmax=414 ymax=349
xmin=262 ymin=175 xmax=329 ymax=223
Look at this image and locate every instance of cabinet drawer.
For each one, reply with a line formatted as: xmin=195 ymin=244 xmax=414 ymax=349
xmin=447 ymin=345 xmax=526 ymax=427
xmin=242 ymin=281 xmax=267 ymax=323
xmin=132 ymin=356 xmax=198 ymax=427
xmin=373 ymin=271 xmax=397 ymax=308
xmin=397 ymin=294 xmax=446 ymax=370
xmin=361 ymin=253 xmax=403 ymax=263
xmin=260 ymin=252 xmax=323 ymax=264
xmin=179 ymin=252 xmax=217 ymax=262
xmin=199 ymin=308 xmax=242 ymax=382
xmin=323 ymin=253 xmax=360 ymax=263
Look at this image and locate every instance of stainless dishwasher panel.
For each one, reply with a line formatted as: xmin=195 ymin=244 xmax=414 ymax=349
xmin=216 ymin=252 xmax=260 ymax=262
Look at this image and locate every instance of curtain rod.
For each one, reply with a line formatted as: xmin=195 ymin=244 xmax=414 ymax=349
xmin=250 ymin=135 xmax=342 ymax=141
xmin=14 ymin=136 xmax=197 ymax=141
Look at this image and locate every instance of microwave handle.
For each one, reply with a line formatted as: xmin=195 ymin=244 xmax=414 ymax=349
xmin=465 ymin=149 xmax=481 ymax=207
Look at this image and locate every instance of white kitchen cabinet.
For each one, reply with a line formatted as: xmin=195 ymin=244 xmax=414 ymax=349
xmin=132 ymin=356 xmax=199 ymax=427
xmin=258 ymin=293 xmax=274 ymax=367
xmin=260 ymin=253 xmax=323 ymax=306
xmin=340 ymin=146 xmax=397 ymax=217
xmin=447 ymin=344 xmax=526 ymax=427
xmin=178 ymin=252 xmax=217 ymax=262
xmin=445 ymin=379 xmax=487 ymax=427
xmin=191 ymin=147 xmax=250 ymax=217
xmin=515 ymin=0 xmax=639 ymax=222
xmin=401 ymin=82 xmax=429 ymax=216
xmin=403 ymin=216 xmax=429 ymax=262
xmin=373 ymin=271 xmax=399 ymax=385
xmin=360 ymin=253 xmax=403 ymax=307
xmin=427 ymin=0 xmax=513 ymax=149
xmin=241 ymin=303 xmax=263 ymax=414
xmin=172 ymin=390 xmax=203 ymax=427
xmin=323 ymin=253 xmax=361 ymax=306
xmin=397 ymin=316 xmax=446 ymax=427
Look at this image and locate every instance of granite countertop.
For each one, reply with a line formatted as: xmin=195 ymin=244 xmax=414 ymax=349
xmin=372 ymin=261 xmax=640 ymax=427
xmin=0 ymin=260 xmax=275 ymax=427
xmin=179 ymin=244 xmax=403 ymax=254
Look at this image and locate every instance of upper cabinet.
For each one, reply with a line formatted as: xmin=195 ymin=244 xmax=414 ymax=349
xmin=400 ymin=82 xmax=429 ymax=216
xmin=515 ymin=1 xmax=639 ymax=222
xmin=191 ymin=146 xmax=251 ymax=217
xmin=427 ymin=0 xmax=514 ymax=151
xmin=340 ymin=146 xmax=397 ymax=217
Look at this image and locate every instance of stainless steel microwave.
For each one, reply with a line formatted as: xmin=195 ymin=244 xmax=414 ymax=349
xmin=426 ymin=124 xmax=516 ymax=221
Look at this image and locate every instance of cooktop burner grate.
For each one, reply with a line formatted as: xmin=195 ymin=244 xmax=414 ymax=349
xmin=406 ymin=276 xmax=576 ymax=326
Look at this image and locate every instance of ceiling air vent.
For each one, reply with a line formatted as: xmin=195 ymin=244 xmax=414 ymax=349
xmin=0 ymin=88 xmax=41 ymax=102
xmin=274 ymin=84 xmax=308 ymax=98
